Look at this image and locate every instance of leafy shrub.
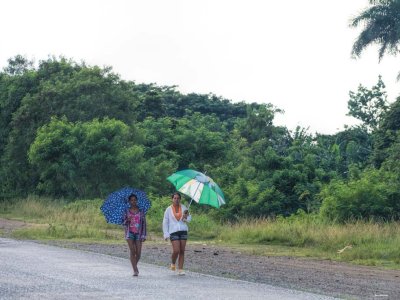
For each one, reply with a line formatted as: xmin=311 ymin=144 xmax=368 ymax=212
xmin=319 ymin=168 xmax=400 ymax=222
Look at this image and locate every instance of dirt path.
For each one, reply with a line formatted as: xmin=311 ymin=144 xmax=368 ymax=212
xmin=1 ymin=218 xmax=399 ymax=299
xmin=0 ymin=218 xmax=28 ymax=235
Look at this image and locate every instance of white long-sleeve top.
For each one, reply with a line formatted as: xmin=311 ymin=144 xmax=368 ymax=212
xmin=162 ymin=204 xmax=192 ymax=239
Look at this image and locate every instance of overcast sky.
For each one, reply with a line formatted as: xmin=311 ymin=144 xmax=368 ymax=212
xmin=1 ymin=0 xmax=399 ymax=134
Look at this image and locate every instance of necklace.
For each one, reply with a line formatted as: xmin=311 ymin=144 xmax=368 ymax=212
xmin=171 ymin=204 xmax=182 ymax=221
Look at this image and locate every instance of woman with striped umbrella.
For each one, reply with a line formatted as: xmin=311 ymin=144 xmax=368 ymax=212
xmin=162 ymin=192 xmax=191 ymax=275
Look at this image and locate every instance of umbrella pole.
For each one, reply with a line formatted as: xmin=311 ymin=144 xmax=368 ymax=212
xmin=187 ymin=175 xmax=204 ymax=210
xmin=188 ymin=198 xmax=194 ymax=210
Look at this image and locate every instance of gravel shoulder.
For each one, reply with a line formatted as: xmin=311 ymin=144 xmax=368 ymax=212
xmin=1 ymin=218 xmax=400 ymax=299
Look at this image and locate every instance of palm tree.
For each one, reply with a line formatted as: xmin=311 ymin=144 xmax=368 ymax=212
xmin=351 ymin=0 xmax=400 ymax=61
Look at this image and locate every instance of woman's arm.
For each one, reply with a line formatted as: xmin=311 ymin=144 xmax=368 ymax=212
xmin=123 ymin=211 xmax=129 ymax=239
xmin=162 ymin=208 xmax=170 ymax=239
xmin=123 ymin=211 xmax=129 ymax=226
xmin=182 ymin=205 xmax=191 ymax=222
xmin=186 ymin=213 xmax=192 ymax=222
xmin=141 ymin=213 xmax=147 ymax=241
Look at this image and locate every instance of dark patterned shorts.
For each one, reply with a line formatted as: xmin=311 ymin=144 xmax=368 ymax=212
xmin=128 ymin=232 xmax=140 ymax=241
xmin=170 ymin=231 xmax=188 ymax=241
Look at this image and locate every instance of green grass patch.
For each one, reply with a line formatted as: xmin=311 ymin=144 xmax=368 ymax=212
xmin=217 ymin=212 xmax=400 ymax=268
xmin=0 ymin=195 xmax=221 ymax=242
xmin=0 ymin=196 xmax=122 ymax=241
xmin=1 ymin=197 xmax=399 ymax=269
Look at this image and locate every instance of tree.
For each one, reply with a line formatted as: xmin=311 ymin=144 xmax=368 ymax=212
xmin=28 ymin=118 xmax=149 ymax=198
xmin=351 ymin=0 xmax=400 ymax=61
xmin=136 ymin=87 xmax=166 ymax=120
xmin=236 ymin=104 xmax=283 ymax=144
xmin=0 ymin=61 xmax=38 ymax=157
xmin=371 ymin=95 xmax=400 ymax=165
xmin=3 ymin=55 xmax=33 ymax=75
xmin=0 ymin=57 xmax=141 ymax=197
xmin=347 ymin=76 xmax=389 ymax=131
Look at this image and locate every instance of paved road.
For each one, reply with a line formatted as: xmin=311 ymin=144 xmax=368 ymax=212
xmin=0 ymin=238 xmax=336 ymax=300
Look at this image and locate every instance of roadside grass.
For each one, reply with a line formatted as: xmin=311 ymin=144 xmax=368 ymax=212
xmin=0 ymin=196 xmax=220 ymax=242
xmin=0 ymin=196 xmax=121 ymax=241
xmin=1 ymin=197 xmax=399 ymax=269
xmin=218 ymin=212 xmax=400 ymax=269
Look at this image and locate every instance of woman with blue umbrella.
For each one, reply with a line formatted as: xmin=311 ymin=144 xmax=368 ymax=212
xmin=101 ymin=187 xmax=151 ymax=276
xmin=124 ymin=193 xmax=147 ymax=276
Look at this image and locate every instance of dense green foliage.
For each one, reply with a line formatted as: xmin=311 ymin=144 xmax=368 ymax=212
xmin=28 ymin=117 xmax=149 ymax=198
xmin=320 ymin=168 xmax=400 ymax=221
xmin=1 ymin=55 xmax=400 ymax=222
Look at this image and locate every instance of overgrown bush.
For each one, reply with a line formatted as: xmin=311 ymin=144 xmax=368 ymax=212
xmin=319 ymin=168 xmax=400 ymax=222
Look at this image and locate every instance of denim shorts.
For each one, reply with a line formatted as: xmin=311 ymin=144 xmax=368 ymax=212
xmin=128 ymin=232 xmax=140 ymax=241
xmin=170 ymin=231 xmax=188 ymax=241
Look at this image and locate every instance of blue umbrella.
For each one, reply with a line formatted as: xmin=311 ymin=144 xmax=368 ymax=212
xmin=100 ymin=187 xmax=151 ymax=225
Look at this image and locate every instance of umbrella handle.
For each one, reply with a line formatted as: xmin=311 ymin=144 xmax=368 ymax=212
xmin=188 ymin=198 xmax=193 ymax=210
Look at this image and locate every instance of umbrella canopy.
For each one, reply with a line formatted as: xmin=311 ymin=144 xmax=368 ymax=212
xmin=100 ymin=187 xmax=151 ymax=225
xmin=167 ymin=169 xmax=225 ymax=208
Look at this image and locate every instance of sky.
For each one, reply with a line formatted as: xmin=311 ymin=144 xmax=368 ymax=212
xmin=1 ymin=0 xmax=399 ymax=134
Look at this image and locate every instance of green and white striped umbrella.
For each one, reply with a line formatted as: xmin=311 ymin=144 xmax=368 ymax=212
xmin=167 ymin=169 xmax=225 ymax=209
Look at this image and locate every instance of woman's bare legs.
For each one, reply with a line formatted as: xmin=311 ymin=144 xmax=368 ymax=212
xmin=178 ymin=240 xmax=186 ymax=270
xmin=171 ymin=239 xmax=186 ymax=271
xmin=171 ymin=240 xmax=180 ymax=266
xmin=134 ymin=240 xmax=142 ymax=271
xmin=127 ymin=239 xmax=140 ymax=275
